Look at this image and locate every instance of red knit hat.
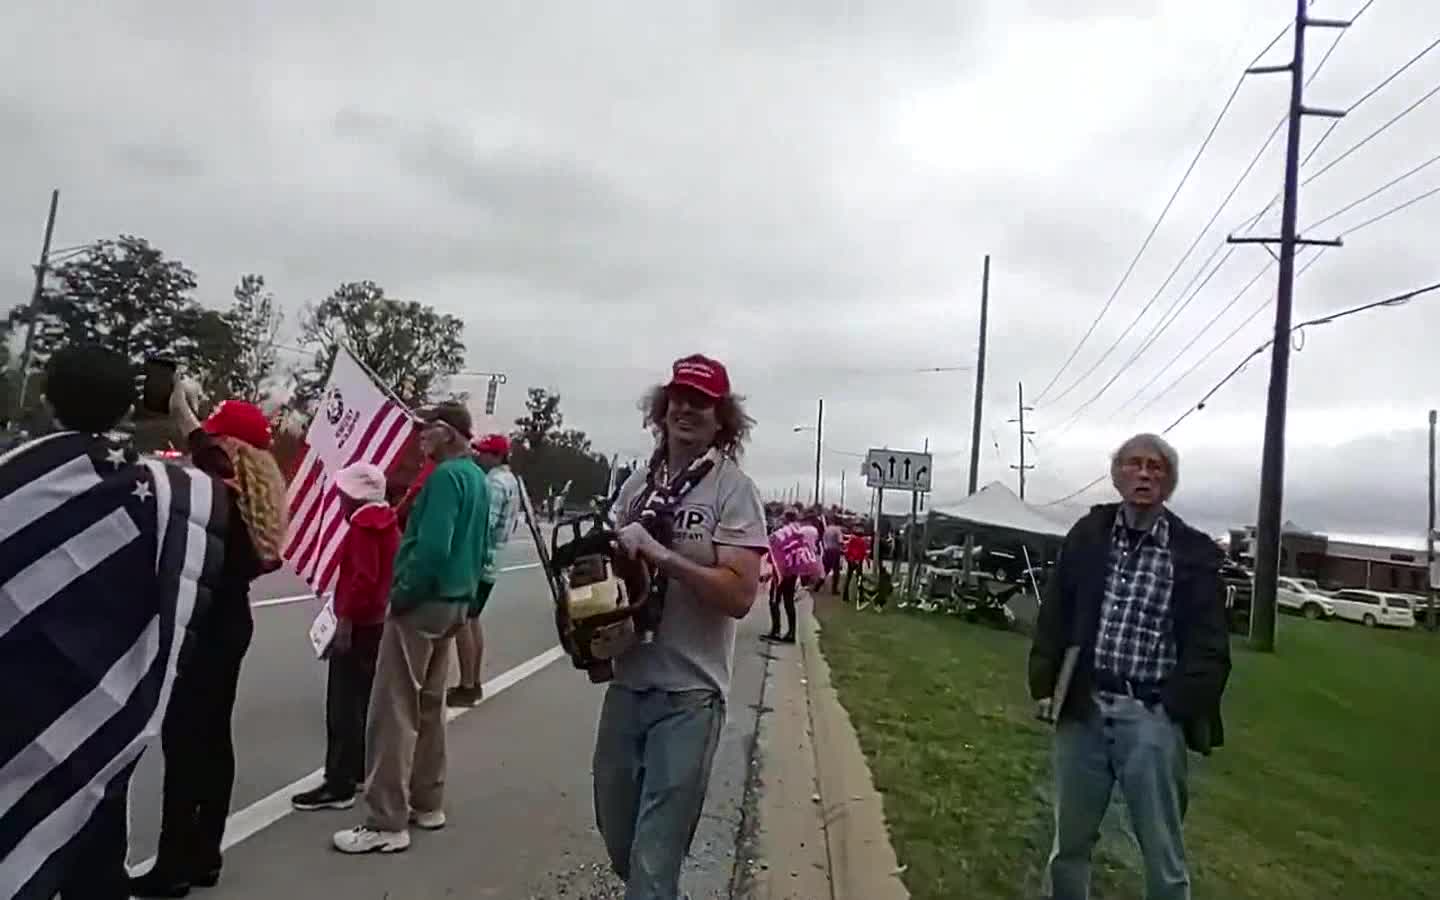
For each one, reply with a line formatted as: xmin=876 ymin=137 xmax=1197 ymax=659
xmin=202 ymin=400 xmax=273 ymax=450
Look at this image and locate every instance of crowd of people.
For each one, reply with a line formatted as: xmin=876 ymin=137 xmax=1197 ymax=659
xmin=2 ymin=348 xmax=777 ymax=900
xmin=2 ymin=342 xmax=1229 ymax=900
xmin=757 ymin=505 xmax=879 ymax=644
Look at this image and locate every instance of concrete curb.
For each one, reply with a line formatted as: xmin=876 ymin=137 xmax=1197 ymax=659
xmin=799 ymin=612 xmax=911 ymax=900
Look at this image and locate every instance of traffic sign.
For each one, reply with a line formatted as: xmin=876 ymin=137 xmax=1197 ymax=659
xmin=865 ymin=448 xmax=932 ymax=492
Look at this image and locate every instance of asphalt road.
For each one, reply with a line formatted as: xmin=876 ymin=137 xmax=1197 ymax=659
xmin=124 ymin=535 xmax=778 ymax=899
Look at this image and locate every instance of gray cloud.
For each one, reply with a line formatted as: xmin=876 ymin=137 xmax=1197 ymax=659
xmin=2 ymin=0 xmax=1437 ymax=541
xmin=113 ymin=143 xmax=204 ymax=179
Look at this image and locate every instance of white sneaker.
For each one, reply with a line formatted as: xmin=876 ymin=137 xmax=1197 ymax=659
xmin=410 ymin=809 xmax=447 ymax=830
xmin=332 ymin=825 xmax=411 ymax=854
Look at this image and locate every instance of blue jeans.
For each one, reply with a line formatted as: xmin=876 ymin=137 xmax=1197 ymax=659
xmin=1048 ymin=690 xmax=1190 ymax=900
xmin=592 ymin=685 xmax=725 ymax=900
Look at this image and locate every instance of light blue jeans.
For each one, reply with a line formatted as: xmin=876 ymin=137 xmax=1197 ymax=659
xmin=593 ymin=685 xmax=725 ymax=900
xmin=1048 ymin=690 xmax=1190 ymax=900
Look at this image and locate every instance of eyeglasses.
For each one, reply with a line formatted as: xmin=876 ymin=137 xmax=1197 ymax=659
xmin=1120 ymin=458 xmax=1167 ymax=475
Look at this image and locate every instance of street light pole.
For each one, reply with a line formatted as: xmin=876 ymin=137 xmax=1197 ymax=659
xmin=813 ymin=398 xmax=824 ymax=507
xmin=13 ymin=189 xmax=59 ymax=425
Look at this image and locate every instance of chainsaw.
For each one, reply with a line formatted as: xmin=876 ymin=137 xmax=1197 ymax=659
xmin=515 ymin=477 xmax=658 ymax=683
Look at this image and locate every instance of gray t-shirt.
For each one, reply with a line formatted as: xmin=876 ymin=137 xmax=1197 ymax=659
xmin=612 ymin=457 xmax=768 ymax=697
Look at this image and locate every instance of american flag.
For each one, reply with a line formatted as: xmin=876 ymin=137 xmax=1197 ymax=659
xmin=283 ymin=348 xmax=414 ymax=594
xmin=0 ymin=431 xmax=226 ymax=899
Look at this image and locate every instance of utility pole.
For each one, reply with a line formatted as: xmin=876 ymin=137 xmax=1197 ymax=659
xmin=963 ymin=256 xmax=991 ymax=588
xmin=813 ymin=398 xmax=824 ymax=506
xmin=1428 ymin=409 xmax=1437 ymax=630
xmin=840 ymin=468 xmax=846 ymax=511
xmin=967 ymin=255 xmax=990 ymax=496
xmin=13 ymin=189 xmax=59 ymax=425
xmin=1226 ymin=2 xmax=1348 ymax=652
xmin=1009 ymin=382 xmax=1036 ymax=500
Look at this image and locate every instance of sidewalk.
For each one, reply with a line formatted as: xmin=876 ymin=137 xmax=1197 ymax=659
xmin=739 ymin=591 xmax=910 ymax=900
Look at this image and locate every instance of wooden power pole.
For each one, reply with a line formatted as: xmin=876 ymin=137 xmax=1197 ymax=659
xmin=1227 ymin=2 xmax=1349 ymax=652
xmin=1009 ymin=381 xmax=1035 ymax=500
xmin=1429 ymin=409 xmax=1437 ymax=630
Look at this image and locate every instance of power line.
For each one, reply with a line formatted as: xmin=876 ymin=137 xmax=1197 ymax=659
xmin=1166 ymin=278 xmax=1440 ymax=432
xmin=1305 ymin=151 xmax=1440 ymax=230
xmin=1303 ymin=80 xmax=1440 ymax=187
xmin=1134 ymin=250 xmax=1326 ymax=421
xmin=1031 ymin=19 xmax=1294 ymax=405
xmin=1039 ymin=8 xmax=1364 ymax=419
xmin=1242 ymin=22 xmax=1431 ymax=233
xmin=1334 ymin=182 xmax=1440 ymax=236
xmin=1040 ymin=277 xmax=1440 ymax=507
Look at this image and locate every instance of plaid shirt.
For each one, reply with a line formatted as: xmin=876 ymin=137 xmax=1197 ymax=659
xmin=481 ymin=465 xmax=519 ymax=581
xmin=1092 ymin=511 xmax=1178 ymax=684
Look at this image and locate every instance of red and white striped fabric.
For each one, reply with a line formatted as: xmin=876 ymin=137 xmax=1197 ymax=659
xmin=283 ymin=348 xmax=414 ymax=595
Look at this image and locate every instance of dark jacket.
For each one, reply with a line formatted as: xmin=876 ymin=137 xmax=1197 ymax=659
xmin=1028 ymin=503 xmax=1231 ymax=754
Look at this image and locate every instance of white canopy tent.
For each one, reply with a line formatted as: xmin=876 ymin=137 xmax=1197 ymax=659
xmin=931 ymin=481 xmax=1070 ymax=539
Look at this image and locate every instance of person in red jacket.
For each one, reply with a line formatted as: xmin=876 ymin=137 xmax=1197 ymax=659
xmin=843 ymin=529 xmax=871 ymax=603
xmin=292 ymin=462 xmax=401 ymax=811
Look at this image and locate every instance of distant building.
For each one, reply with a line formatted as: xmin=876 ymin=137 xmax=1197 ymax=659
xmin=1227 ymin=524 xmax=1436 ymax=593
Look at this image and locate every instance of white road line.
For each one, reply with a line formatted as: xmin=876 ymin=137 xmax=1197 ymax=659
xmin=247 ymin=562 xmax=544 ymax=610
xmin=128 ymin=644 xmax=566 ymax=875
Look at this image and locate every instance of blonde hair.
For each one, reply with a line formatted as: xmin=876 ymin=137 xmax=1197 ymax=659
xmin=216 ymin=435 xmax=290 ymax=567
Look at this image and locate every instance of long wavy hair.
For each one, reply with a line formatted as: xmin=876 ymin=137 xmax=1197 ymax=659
xmin=216 ymin=435 xmax=290 ymax=567
xmin=640 ymin=385 xmax=755 ymax=473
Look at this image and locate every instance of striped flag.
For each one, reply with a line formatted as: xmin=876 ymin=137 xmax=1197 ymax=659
xmin=283 ymin=348 xmax=414 ymax=594
xmin=0 ymin=431 xmax=227 ymax=899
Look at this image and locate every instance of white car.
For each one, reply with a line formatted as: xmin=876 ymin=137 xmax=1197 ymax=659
xmin=1276 ymin=577 xmax=1335 ymax=620
xmin=1328 ymin=589 xmax=1417 ymax=629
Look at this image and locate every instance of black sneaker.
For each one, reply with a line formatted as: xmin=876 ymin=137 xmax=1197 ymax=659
xmin=292 ymin=784 xmax=356 ymax=811
xmin=127 ymin=870 xmax=191 ymax=898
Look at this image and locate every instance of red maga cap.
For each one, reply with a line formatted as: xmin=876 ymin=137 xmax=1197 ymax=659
xmin=667 ymin=354 xmax=730 ymax=399
xmin=202 ymin=400 xmax=273 ymax=450
xmin=472 ymin=433 xmax=511 ymax=455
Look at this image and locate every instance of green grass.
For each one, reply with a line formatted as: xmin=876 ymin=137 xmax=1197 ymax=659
xmin=818 ymin=599 xmax=1440 ymax=900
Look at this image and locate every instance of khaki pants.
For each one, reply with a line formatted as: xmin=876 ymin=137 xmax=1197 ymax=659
xmin=363 ymin=602 xmax=469 ymax=832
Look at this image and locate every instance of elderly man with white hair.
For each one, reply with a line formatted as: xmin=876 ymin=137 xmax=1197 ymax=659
xmin=1029 ymin=433 xmax=1230 ymax=900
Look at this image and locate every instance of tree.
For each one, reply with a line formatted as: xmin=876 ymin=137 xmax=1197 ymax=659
xmin=513 ymin=387 xmax=564 ymax=451
xmin=3 ymin=236 xmax=223 ymax=427
xmin=223 ymin=274 xmax=282 ymax=403
xmin=508 ymin=387 xmax=611 ymax=511
xmin=7 ymin=236 xmax=203 ymax=372
xmin=294 ymin=281 xmax=464 ymax=411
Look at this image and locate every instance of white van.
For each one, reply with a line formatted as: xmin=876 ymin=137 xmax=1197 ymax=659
xmin=1328 ymin=589 xmax=1417 ymax=629
xmin=1277 ymin=577 xmax=1335 ymax=619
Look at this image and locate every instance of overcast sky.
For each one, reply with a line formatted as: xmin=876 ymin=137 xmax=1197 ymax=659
xmin=3 ymin=0 xmax=1437 ymax=540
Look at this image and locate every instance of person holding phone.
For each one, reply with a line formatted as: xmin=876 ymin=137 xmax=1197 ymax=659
xmin=130 ymin=382 xmax=289 ymax=897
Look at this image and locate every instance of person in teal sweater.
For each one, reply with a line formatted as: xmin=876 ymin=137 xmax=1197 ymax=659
xmin=334 ymin=403 xmax=491 ymax=855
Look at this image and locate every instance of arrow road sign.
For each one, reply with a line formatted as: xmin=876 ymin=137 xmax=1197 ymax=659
xmin=865 ymin=448 xmax=932 ymax=492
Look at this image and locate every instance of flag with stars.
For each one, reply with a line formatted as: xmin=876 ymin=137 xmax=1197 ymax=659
xmin=0 ymin=430 xmax=228 ymax=899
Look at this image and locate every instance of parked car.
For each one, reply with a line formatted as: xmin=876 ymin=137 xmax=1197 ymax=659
xmin=1219 ymin=562 xmax=1253 ymax=635
xmin=1328 ymin=589 xmax=1416 ymax=629
xmin=1277 ymin=577 xmax=1335 ymax=620
xmin=925 ymin=543 xmax=1025 ymax=583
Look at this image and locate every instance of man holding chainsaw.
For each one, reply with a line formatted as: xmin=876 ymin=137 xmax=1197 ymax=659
xmin=599 ymin=354 xmax=768 ymax=900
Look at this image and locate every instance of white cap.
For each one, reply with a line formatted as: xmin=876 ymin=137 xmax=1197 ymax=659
xmin=335 ymin=462 xmax=387 ymax=503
